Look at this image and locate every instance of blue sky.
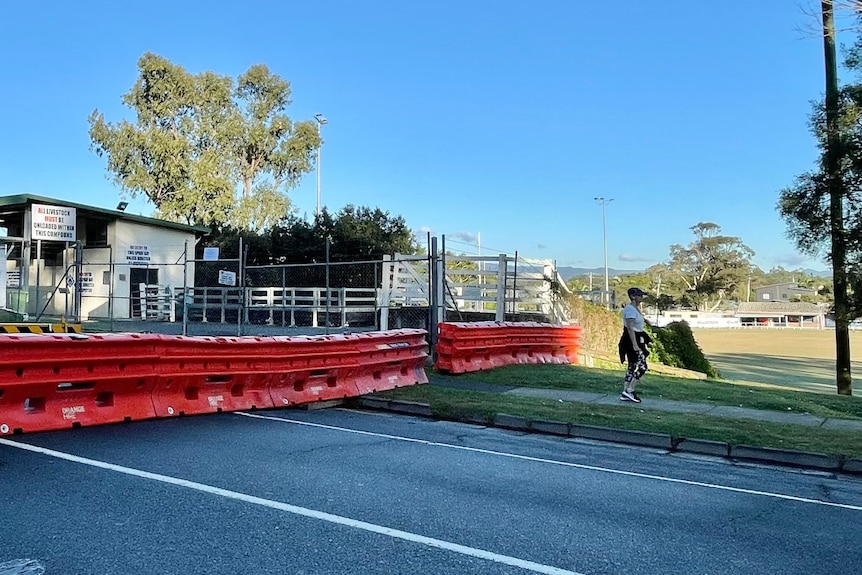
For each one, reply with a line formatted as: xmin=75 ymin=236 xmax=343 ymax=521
xmin=0 ymin=0 xmax=847 ymax=271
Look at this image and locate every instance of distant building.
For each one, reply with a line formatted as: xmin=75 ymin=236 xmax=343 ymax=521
xmin=754 ymin=282 xmax=817 ymax=303
xmin=735 ymin=301 xmax=825 ymax=328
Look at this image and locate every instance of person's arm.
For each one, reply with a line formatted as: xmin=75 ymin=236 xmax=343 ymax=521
xmin=625 ymin=316 xmax=640 ymax=351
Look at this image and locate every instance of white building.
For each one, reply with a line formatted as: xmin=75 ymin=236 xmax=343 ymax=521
xmin=0 ymin=194 xmax=208 ymax=321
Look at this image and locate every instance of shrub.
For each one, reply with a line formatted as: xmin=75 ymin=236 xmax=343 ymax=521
xmin=565 ymin=296 xmax=622 ymax=353
xmin=567 ymin=295 xmax=719 ymax=378
xmin=646 ymin=321 xmax=720 ymax=378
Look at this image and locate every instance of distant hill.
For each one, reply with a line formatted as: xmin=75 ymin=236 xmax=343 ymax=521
xmin=557 ymin=267 xmax=643 ymax=281
xmin=801 ymin=269 xmax=831 ymax=277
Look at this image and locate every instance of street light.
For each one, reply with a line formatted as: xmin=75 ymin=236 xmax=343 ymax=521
xmin=594 ymin=197 xmax=614 ymax=306
xmin=314 ymin=113 xmax=328 ymax=218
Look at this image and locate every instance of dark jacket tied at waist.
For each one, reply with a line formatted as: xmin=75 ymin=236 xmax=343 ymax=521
xmin=618 ymin=329 xmax=652 ymax=364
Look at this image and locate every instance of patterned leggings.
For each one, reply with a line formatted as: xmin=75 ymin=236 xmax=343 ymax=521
xmin=624 ymin=352 xmax=647 ymax=386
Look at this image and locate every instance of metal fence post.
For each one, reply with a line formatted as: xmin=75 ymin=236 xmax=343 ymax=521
xmin=74 ymin=241 xmax=83 ymax=323
xmin=325 ymin=237 xmax=331 ymax=335
xmin=495 ymin=254 xmax=506 ymax=322
xmin=109 ymin=245 xmax=115 ymax=333
xmin=182 ymin=240 xmax=188 ymax=337
xmin=511 ymin=251 xmax=519 ymax=316
xmin=379 ymin=255 xmax=391 ymax=330
xmin=429 ymin=236 xmax=439 ymax=348
xmin=238 ymin=237 xmax=244 ymax=337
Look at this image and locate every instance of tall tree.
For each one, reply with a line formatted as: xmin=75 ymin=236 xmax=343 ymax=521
xmin=88 ymin=53 xmax=319 ymax=230
xmin=667 ymin=223 xmax=754 ymax=311
xmin=266 ymin=205 xmax=419 ymax=264
xmin=778 ymin=3 xmax=854 ymax=394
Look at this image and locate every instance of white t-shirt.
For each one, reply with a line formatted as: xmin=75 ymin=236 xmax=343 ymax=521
xmin=623 ymin=303 xmax=645 ymax=332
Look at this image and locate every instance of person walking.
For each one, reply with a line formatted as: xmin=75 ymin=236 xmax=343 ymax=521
xmin=619 ymin=287 xmax=651 ymax=403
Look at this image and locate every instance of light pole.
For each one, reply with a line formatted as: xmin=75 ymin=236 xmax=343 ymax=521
xmin=594 ymin=197 xmax=614 ymax=306
xmin=314 ymin=113 xmax=328 ymax=218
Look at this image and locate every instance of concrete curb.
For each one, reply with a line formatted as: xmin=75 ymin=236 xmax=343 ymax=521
xmin=729 ymin=445 xmax=843 ymax=472
xmin=352 ymin=398 xmax=862 ymax=476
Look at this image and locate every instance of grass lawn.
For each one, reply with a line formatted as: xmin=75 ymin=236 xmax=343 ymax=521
xmin=372 ymin=330 xmax=862 ymax=458
xmin=376 ymin=384 xmax=862 ymax=458
xmin=692 ymin=328 xmax=862 ymax=394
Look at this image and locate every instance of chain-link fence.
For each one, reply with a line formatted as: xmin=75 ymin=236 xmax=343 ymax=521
xmin=244 ymin=261 xmax=380 ymax=331
xmin=14 ymin=237 xmax=570 ymax=336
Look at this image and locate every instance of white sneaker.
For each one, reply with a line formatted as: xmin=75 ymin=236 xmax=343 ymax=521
xmin=620 ymin=390 xmax=641 ymax=403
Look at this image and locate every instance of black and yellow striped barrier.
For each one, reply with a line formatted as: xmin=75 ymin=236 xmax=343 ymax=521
xmin=0 ymin=323 xmax=83 ymax=334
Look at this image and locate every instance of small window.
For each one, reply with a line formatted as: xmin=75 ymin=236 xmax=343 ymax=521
xmin=38 ymin=242 xmax=67 ymax=267
xmin=84 ymin=219 xmax=109 ymax=247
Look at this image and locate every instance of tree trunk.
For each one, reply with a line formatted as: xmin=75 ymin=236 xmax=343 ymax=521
xmin=823 ymin=1 xmax=853 ymax=395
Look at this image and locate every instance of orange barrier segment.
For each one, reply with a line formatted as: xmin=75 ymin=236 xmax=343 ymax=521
xmin=435 ymin=322 xmax=582 ymax=374
xmin=1 ymin=329 xmax=430 ymax=435
xmin=351 ymin=329 xmax=429 ymax=395
xmin=151 ymin=335 xmax=279 ymax=417
xmin=265 ymin=334 xmax=364 ymax=407
xmin=0 ymin=333 xmax=161 ymax=435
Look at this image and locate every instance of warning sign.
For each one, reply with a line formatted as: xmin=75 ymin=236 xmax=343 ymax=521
xmin=31 ymin=204 xmax=77 ymax=241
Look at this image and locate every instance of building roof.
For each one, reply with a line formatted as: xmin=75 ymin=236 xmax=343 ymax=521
xmin=736 ymin=301 xmax=823 ymax=315
xmin=0 ymin=194 xmax=210 ymax=235
xmin=754 ymin=282 xmax=815 ymax=292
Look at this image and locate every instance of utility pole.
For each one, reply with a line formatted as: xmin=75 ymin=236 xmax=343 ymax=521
xmin=594 ymin=197 xmax=614 ymax=307
xmin=822 ymin=1 xmax=853 ymax=395
xmin=314 ymin=113 xmax=328 ymax=218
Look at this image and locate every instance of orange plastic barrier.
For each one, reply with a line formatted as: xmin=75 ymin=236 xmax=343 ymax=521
xmin=265 ymin=334 xmax=363 ymax=407
xmin=1 ymin=330 xmax=429 ymax=435
xmin=151 ymin=335 xmax=278 ymax=417
xmin=351 ymin=329 xmax=429 ymax=395
xmin=0 ymin=333 xmax=160 ymax=434
xmin=435 ymin=322 xmax=582 ymax=374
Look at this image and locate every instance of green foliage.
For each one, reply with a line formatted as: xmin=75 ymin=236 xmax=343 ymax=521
xmin=668 ymin=222 xmax=754 ymax=311
xmin=565 ymin=295 xmax=622 ymax=354
xmin=204 ymin=204 xmax=419 ymax=264
xmin=565 ymin=290 xmax=720 ymax=377
xmin=89 ymin=53 xmax=319 ymax=230
xmin=646 ymin=322 xmax=720 ymax=378
xmin=777 ymin=31 xmax=862 ymax=319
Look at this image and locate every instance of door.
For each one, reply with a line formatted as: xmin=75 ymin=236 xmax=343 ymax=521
xmin=129 ymin=268 xmax=159 ymax=319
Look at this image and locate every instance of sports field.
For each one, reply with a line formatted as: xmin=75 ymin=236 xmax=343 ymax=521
xmin=692 ymin=328 xmax=862 ymax=394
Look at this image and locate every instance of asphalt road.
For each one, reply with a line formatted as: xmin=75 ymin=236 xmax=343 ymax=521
xmin=2 ymin=408 xmax=862 ymax=575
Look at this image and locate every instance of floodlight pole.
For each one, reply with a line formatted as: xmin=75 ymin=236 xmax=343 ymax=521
xmin=594 ymin=197 xmax=614 ymax=306
xmin=314 ymin=113 xmax=328 ymax=218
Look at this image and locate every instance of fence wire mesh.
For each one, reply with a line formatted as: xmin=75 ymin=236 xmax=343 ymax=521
xmin=14 ymin=238 xmax=569 ymax=336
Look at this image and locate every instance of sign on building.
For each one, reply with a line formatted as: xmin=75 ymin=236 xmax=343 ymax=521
xmin=126 ymin=245 xmax=151 ymax=264
xmin=79 ymin=271 xmax=94 ymax=294
xmin=31 ymin=204 xmax=77 ymax=241
xmin=6 ymin=270 xmax=20 ymax=288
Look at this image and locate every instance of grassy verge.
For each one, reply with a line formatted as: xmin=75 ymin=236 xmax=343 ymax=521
xmin=368 ymin=362 xmax=862 ymax=458
xmin=439 ymin=364 xmax=862 ymax=420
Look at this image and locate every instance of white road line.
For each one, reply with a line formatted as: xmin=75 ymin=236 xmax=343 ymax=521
xmin=236 ymin=412 xmax=862 ymax=512
xmin=0 ymin=438 xmax=584 ymax=575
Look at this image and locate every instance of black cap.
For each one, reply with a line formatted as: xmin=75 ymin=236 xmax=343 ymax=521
xmin=627 ymin=287 xmax=646 ymax=298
